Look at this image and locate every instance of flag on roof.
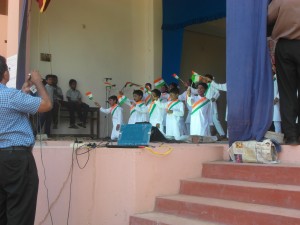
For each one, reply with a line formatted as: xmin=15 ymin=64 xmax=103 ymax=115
xmin=118 ymin=95 xmax=128 ymax=106
xmin=85 ymin=92 xmax=93 ymax=101
xmin=172 ymin=73 xmax=179 ymax=80
xmin=154 ymin=78 xmax=166 ymax=88
xmin=36 ymin=0 xmax=51 ymax=13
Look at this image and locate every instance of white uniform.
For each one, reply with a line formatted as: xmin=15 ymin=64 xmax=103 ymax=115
xmin=157 ymin=99 xmax=184 ymax=140
xmin=205 ymin=83 xmax=225 ymax=136
xmin=126 ymin=100 xmax=148 ymax=124
xmin=187 ymin=95 xmax=211 ymax=136
xmin=178 ymin=91 xmax=190 ymax=135
xmin=273 ymin=75 xmax=281 ymax=133
xmin=160 ymin=92 xmax=170 ymax=131
xmin=148 ymin=100 xmax=164 ymax=134
xmin=211 ymin=81 xmax=228 ymax=121
xmin=100 ymin=105 xmax=123 ymax=140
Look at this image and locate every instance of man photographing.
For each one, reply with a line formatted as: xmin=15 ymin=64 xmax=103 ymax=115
xmin=0 ymin=55 xmax=52 ymax=225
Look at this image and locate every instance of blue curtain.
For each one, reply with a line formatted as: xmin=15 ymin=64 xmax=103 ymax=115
xmin=227 ymin=0 xmax=273 ymax=144
xmin=16 ymin=0 xmax=28 ymax=89
xmin=162 ymin=0 xmax=226 ymax=84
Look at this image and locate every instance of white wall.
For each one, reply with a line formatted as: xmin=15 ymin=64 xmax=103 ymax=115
xmin=29 ymin=0 xmax=162 ymax=137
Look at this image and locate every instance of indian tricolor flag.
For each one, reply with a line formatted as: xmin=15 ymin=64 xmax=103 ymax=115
xmin=36 ymin=0 xmax=51 ymax=13
xmin=172 ymin=73 xmax=180 ymax=80
xmin=191 ymin=71 xmax=202 ymax=83
xmin=154 ymin=78 xmax=166 ymax=88
xmin=118 ymin=95 xmax=128 ymax=106
xmin=85 ymin=92 xmax=93 ymax=101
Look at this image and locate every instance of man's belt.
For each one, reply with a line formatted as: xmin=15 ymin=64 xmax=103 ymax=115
xmin=0 ymin=146 xmax=33 ymax=151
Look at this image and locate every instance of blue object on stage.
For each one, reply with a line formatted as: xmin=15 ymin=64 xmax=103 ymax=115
xmin=117 ymin=123 xmax=152 ymax=146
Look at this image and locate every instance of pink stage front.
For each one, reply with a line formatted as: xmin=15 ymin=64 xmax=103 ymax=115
xmin=32 ymin=141 xmax=300 ymax=225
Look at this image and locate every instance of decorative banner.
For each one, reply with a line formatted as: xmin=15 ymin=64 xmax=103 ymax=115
xmin=85 ymin=91 xmax=93 ymax=100
xmin=36 ymin=0 xmax=51 ymax=13
xmin=118 ymin=95 xmax=128 ymax=106
xmin=154 ymin=78 xmax=166 ymax=88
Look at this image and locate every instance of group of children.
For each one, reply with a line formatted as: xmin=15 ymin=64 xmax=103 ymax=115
xmin=38 ymin=77 xmax=90 ymax=136
xmin=95 ymin=75 xmax=227 ymax=142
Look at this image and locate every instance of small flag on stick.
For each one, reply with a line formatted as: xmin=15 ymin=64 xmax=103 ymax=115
xmin=118 ymin=95 xmax=128 ymax=106
xmin=172 ymin=73 xmax=185 ymax=84
xmin=85 ymin=91 xmax=94 ymax=101
xmin=154 ymin=78 xmax=166 ymax=88
xmin=191 ymin=71 xmax=203 ymax=83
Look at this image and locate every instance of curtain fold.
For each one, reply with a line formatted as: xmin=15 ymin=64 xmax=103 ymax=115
xmin=226 ymin=0 xmax=273 ymax=144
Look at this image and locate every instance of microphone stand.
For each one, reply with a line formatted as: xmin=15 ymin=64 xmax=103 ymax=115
xmin=104 ymin=77 xmax=112 ymax=139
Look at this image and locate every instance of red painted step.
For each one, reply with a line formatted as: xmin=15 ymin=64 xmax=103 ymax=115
xmin=202 ymin=161 xmax=300 ymax=185
xmin=130 ymin=212 xmax=222 ymax=225
xmin=155 ymin=195 xmax=300 ymax=225
xmin=179 ymin=177 xmax=300 ymax=209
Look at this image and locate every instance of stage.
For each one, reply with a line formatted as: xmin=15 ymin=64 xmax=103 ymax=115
xmin=32 ymin=140 xmax=300 ymax=225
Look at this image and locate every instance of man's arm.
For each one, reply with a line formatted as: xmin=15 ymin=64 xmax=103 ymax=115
xmin=29 ymin=70 xmax=52 ymax=112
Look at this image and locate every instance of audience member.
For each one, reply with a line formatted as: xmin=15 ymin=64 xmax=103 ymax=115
xmin=66 ymin=79 xmax=89 ymax=128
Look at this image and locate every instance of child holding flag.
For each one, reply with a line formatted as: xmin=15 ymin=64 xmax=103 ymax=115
xmin=187 ymin=83 xmax=212 ymax=138
xmin=148 ymin=89 xmax=165 ymax=134
xmin=142 ymin=83 xmax=152 ymax=106
xmin=94 ymin=96 xmax=123 ymax=140
xmin=156 ymin=87 xmax=185 ymax=140
xmin=119 ymin=90 xmax=148 ymax=124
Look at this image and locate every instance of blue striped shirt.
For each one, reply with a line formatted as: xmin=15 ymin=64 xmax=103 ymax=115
xmin=0 ymin=83 xmax=41 ymax=148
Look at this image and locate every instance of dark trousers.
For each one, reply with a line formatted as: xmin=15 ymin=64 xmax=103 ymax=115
xmin=0 ymin=150 xmax=39 ymax=225
xmin=67 ymin=102 xmax=89 ymax=125
xmin=38 ymin=111 xmax=52 ymax=135
xmin=275 ymin=39 xmax=300 ymax=139
xmin=52 ymin=101 xmax=60 ymax=126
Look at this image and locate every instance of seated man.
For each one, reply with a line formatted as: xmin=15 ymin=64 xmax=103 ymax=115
xmin=66 ymin=79 xmax=89 ymax=128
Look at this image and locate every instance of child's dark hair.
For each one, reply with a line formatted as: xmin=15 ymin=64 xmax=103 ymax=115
xmin=0 ymin=55 xmax=8 ymax=82
xmin=151 ymin=89 xmax=161 ymax=97
xmin=198 ymin=82 xmax=208 ymax=90
xmin=133 ymin=89 xmax=144 ymax=97
xmin=45 ymin=74 xmax=54 ymax=80
xmin=69 ymin=79 xmax=77 ymax=85
xmin=108 ymin=95 xmax=118 ymax=102
xmin=204 ymin=74 xmax=214 ymax=80
xmin=169 ymin=87 xmax=179 ymax=95
xmin=145 ymin=83 xmax=152 ymax=89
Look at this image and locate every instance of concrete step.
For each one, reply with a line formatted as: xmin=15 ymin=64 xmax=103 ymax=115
xmin=202 ymin=161 xmax=300 ymax=185
xmin=179 ymin=177 xmax=300 ymax=210
xmin=155 ymin=194 xmax=300 ymax=225
xmin=130 ymin=212 xmax=222 ymax=225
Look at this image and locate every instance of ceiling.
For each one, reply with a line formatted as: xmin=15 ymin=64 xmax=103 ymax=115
xmin=185 ymin=18 xmax=226 ymax=38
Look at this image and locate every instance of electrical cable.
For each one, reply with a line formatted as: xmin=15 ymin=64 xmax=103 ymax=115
xmin=66 ymin=141 xmax=76 ymax=225
xmin=36 ymin=112 xmax=54 ymax=225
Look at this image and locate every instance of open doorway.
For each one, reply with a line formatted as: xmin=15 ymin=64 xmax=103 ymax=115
xmin=180 ymin=18 xmax=227 ymax=135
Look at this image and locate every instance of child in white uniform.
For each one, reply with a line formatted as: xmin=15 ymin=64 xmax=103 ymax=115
xmin=148 ymin=89 xmax=165 ymax=134
xmin=273 ymin=74 xmax=281 ymax=133
xmin=157 ymin=87 xmax=185 ymax=140
xmin=119 ymin=89 xmax=148 ymax=124
xmin=187 ymin=83 xmax=211 ymax=137
xmin=95 ymin=95 xmax=123 ymax=140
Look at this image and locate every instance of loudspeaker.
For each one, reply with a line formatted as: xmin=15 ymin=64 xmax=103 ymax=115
xmin=150 ymin=126 xmax=168 ymax=142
